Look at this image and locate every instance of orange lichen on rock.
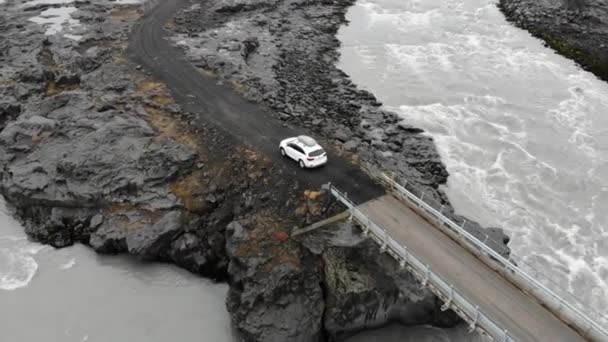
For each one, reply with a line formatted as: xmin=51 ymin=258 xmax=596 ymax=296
xmin=169 ymin=171 xmax=207 ymax=213
xmin=234 ymin=214 xmax=301 ymax=272
xmin=143 ymin=106 xmax=199 ymax=150
xmin=110 ymin=7 xmax=142 ymax=22
xmin=273 ymin=231 xmax=289 ymax=243
xmin=304 ymin=190 xmax=322 ymax=201
xmin=137 ymin=80 xmax=174 ymax=106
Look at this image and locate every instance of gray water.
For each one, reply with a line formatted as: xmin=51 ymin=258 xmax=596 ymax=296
xmin=0 ymin=198 xmax=235 ymax=342
xmin=338 ymin=0 xmax=608 ymax=323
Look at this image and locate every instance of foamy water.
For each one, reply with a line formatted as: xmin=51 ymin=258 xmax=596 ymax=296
xmin=338 ymin=0 xmax=608 ymax=322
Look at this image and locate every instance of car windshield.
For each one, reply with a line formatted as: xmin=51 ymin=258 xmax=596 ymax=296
xmin=308 ymin=149 xmax=325 ymax=157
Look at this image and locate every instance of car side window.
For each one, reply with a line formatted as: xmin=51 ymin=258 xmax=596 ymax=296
xmin=294 ymin=145 xmax=304 ymax=154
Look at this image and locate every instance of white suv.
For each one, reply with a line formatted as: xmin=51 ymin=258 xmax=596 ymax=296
xmin=279 ymin=135 xmax=328 ymax=169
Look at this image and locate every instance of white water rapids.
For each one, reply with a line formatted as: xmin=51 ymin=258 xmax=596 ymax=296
xmin=338 ymin=0 xmax=608 ymax=325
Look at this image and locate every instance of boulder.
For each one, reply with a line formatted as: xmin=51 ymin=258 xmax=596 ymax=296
xmin=225 ymin=221 xmax=324 ymax=342
xmin=125 ymin=211 xmax=184 ymax=259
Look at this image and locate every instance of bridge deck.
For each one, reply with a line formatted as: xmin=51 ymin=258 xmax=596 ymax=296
xmin=358 ymin=194 xmax=584 ymax=342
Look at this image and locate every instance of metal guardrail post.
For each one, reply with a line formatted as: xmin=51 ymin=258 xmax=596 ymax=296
xmin=381 ymin=228 xmax=388 ymax=252
xmin=469 ymin=306 xmax=480 ymax=332
xmin=422 ymin=265 xmax=431 ymax=287
xmin=442 ymin=285 xmax=454 ymax=311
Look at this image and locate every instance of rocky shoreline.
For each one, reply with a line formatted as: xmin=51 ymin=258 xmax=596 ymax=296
xmin=168 ymin=0 xmax=510 ymax=249
xmin=1 ymin=0 xmax=509 ymax=341
xmin=499 ymin=0 xmax=608 ymax=82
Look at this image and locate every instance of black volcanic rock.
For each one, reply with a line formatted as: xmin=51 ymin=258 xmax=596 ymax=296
xmin=499 ymin=0 xmax=608 ymax=82
xmin=225 ymin=220 xmax=325 ymax=342
xmin=170 ymin=0 xmax=452 ymax=193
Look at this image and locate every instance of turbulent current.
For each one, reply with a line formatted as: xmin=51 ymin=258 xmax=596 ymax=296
xmin=338 ymin=0 xmax=608 ymax=324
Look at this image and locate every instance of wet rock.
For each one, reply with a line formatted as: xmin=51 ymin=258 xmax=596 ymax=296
xmin=242 ymin=37 xmax=260 ymax=59
xmin=342 ymin=139 xmax=358 ymax=152
xmin=90 ymin=214 xmax=104 ymax=229
xmin=397 ymin=122 xmax=424 ymax=133
xmin=223 ymin=41 xmax=241 ymax=52
xmin=0 ymin=102 xmax=21 ymax=130
xmin=125 ymin=211 xmax=184 ymax=259
xmin=89 ymin=219 xmax=129 ymax=254
xmin=334 ymin=127 xmax=352 ymax=142
xmin=302 ymin=222 xmax=460 ymax=339
xmin=226 ymin=220 xmax=324 ymax=342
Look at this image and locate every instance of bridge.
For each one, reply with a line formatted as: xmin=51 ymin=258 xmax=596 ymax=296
xmin=326 ymin=162 xmax=608 ymax=342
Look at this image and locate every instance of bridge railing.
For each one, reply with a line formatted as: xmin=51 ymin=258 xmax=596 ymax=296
xmin=357 ymin=160 xmax=608 ymax=341
xmin=328 ymin=185 xmax=516 ymax=342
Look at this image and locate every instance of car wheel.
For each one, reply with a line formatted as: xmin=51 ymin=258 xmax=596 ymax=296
xmin=299 ymin=160 xmax=305 ymax=169
xmin=280 ymin=148 xmax=286 ymax=157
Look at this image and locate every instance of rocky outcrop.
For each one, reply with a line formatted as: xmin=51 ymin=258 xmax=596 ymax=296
xmin=319 ymin=244 xmax=459 ymax=339
xmin=226 ymin=220 xmax=325 ymax=342
xmin=499 ymin=0 xmax=608 ymax=82
xmin=170 ymin=0 xmax=450 ymax=200
xmin=0 ymin=1 xmax=265 ymax=279
xmin=225 ymin=211 xmax=461 ymax=341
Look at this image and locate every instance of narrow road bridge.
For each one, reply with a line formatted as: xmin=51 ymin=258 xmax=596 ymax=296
xmin=328 ymin=162 xmax=608 ymax=342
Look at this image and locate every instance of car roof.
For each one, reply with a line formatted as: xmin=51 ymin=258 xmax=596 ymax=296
xmin=287 ymin=136 xmax=324 ymax=152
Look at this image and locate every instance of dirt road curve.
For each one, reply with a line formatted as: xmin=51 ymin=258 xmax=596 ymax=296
xmin=128 ymin=0 xmax=384 ymax=205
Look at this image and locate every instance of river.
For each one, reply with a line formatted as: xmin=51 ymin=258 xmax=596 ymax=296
xmin=337 ymin=0 xmax=608 ymax=323
xmin=0 ymin=198 xmax=235 ymax=342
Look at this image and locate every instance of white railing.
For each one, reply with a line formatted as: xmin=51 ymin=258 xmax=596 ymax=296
xmin=328 ymin=185 xmax=515 ymax=342
xmin=351 ymin=161 xmax=608 ymax=341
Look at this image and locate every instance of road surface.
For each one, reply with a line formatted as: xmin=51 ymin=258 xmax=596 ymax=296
xmin=359 ymin=194 xmax=585 ymax=342
xmin=127 ymin=0 xmax=384 ymax=204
